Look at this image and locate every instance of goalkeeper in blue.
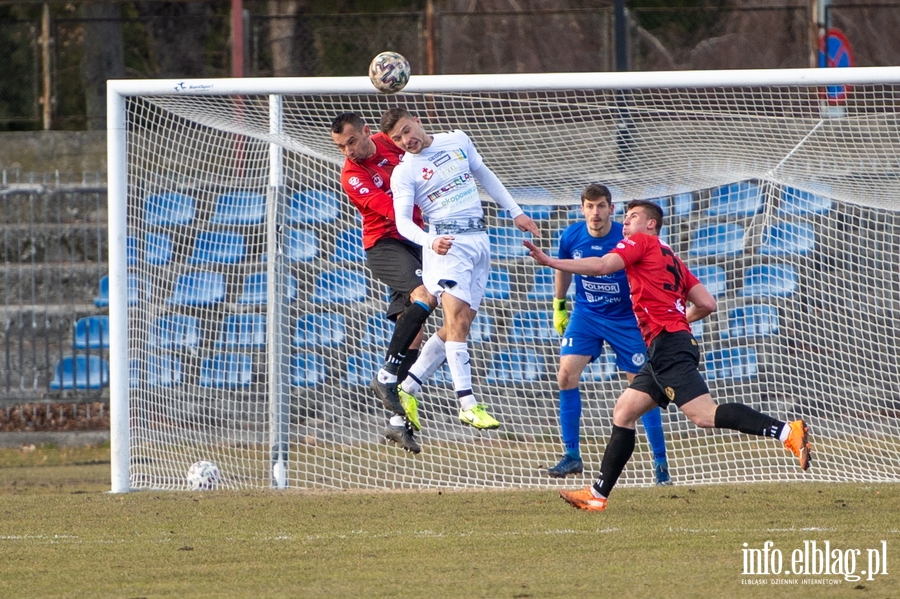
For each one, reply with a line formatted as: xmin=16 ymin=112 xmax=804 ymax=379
xmin=548 ymin=184 xmax=672 ymax=485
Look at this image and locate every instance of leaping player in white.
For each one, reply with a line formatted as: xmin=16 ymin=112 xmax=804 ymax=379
xmin=380 ymin=107 xmax=540 ymax=432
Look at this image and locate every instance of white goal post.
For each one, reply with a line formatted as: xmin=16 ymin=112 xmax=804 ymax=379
xmin=108 ymin=67 xmax=900 ymax=493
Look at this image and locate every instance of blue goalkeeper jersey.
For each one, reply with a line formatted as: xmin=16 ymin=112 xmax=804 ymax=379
xmin=557 ymin=220 xmax=633 ymax=320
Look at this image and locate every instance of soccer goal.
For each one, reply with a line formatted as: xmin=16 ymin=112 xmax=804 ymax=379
xmin=108 ymin=67 xmax=900 ymax=493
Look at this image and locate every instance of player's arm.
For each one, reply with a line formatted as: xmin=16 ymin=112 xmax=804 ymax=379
xmin=685 ymin=282 xmax=717 ymax=323
xmin=524 ymin=240 xmax=624 ymax=276
xmin=392 ymin=169 xmax=453 ymax=254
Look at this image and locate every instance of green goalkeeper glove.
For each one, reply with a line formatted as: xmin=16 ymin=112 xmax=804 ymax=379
xmin=552 ymin=298 xmax=569 ymax=336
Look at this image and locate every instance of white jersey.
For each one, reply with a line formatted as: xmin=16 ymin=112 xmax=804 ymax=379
xmin=392 ymin=130 xmax=523 ymax=248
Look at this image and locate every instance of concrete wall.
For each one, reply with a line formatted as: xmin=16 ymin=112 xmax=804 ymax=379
xmin=0 ymin=131 xmax=107 ymax=176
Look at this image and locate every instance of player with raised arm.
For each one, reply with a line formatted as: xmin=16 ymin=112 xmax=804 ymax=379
xmin=548 ymin=184 xmax=671 ymax=484
xmin=381 ymin=107 xmax=540 ymax=432
xmin=330 ymin=112 xmax=438 ymax=454
xmin=525 ymin=199 xmax=811 ymax=511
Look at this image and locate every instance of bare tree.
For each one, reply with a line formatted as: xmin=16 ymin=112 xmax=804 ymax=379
xmin=80 ymin=2 xmax=124 ymax=130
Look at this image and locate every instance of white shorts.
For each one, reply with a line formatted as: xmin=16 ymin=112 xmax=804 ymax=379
xmin=422 ymin=232 xmax=491 ymax=311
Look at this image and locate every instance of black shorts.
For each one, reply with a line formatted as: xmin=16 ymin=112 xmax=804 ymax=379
xmin=365 ymin=237 xmax=424 ymax=320
xmin=629 ymin=330 xmax=710 ymax=409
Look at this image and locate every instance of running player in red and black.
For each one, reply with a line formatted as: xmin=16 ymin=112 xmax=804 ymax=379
xmin=331 ymin=112 xmax=438 ymax=454
xmin=524 ymin=199 xmax=811 ymax=511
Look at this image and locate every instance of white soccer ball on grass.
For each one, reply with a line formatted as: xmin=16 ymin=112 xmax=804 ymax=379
xmin=368 ymin=51 xmax=411 ymax=94
xmin=186 ymin=460 xmax=221 ymax=491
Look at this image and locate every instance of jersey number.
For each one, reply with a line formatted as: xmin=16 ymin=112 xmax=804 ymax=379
xmin=660 ymin=245 xmax=686 ymax=294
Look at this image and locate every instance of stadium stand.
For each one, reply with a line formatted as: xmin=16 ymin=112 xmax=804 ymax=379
xmin=778 ymin=186 xmax=832 ymax=217
xmin=484 ymin=267 xmax=512 ymax=300
xmin=144 ymin=232 xmax=174 ymax=266
xmin=690 ymin=264 xmax=727 ymax=298
xmin=188 ymin=231 xmax=246 ymax=265
xmin=721 ymin=304 xmax=780 ymax=340
xmin=311 ymin=268 xmax=368 ymax=304
xmin=291 ymin=353 xmax=326 ymax=387
xmin=150 ymin=314 xmax=202 ymax=349
xmin=333 ymin=228 xmax=366 ymax=263
xmin=286 ymin=189 xmax=341 ymax=225
xmin=293 ymin=313 xmax=347 ymax=349
xmin=285 ymin=227 xmax=319 ymax=263
xmin=165 ymin=271 xmax=226 ymax=307
xmin=236 ymin=271 xmax=298 ymax=306
xmin=49 ymin=355 xmax=110 ymax=390
xmin=486 ymin=350 xmax=543 ymax=385
xmin=210 ymin=190 xmax=266 ymax=225
xmin=708 ymin=181 xmax=763 ymax=218
xmin=689 ymin=222 xmax=746 ymax=259
xmin=759 ymin=221 xmax=816 ymax=257
xmin=146 ymin=353 xmax=183 ymax=388
xmin=73 ymin=315 xmax=109 ymax=350
xmin=144 ymin=191 xmax=195 ymax=227
xmin=199 ymin=353 xmax=253 ymax=387
xmin=216 ymin=314 xmax=267 ymax=349
xmin=740 ymin=264 xmax=798 ymax=298
xmin=704 ymin=347 xmax=759 ymax=381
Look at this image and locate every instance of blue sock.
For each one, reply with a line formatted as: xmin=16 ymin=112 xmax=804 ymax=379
xmin=559 ymin=388 xmax=582 ymax=459
xmin=640 ymin=406 xmax=667 ymax=461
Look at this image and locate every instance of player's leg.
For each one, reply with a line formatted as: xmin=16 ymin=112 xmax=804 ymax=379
xmin=559 ymin=386 xmax=658 ymax=511
xmin=606 ymin=319 xmax=672 ymax=484
xmin=656 ymin=330 xmax=811 ymax=471
xmin=548 ymin=353 xmax=591 ymax=477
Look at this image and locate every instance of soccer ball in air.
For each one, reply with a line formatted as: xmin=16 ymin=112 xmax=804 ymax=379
xmin=369 ymin=51 xmax=411 ymax=94
xmin=186 ymin=460 xmax=220 ymax=491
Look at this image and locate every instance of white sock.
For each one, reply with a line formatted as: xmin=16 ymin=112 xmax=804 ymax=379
xmin=459 ymin=394 xmax=478 ymax=411
xmin=778 ymin=422 xmax=791 ymax=442
xmin=377 ymin=368 xmax=397 ymax=385
xmin=402 ymin=333 xmax=446 ymax=394
xmin=389 ymin=415 xmax=405 ymax=427
xmin=445 ymin=340 xmax=473 ymax=394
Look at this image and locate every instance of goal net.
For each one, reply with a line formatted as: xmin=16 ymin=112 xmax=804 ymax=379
xmin=107 ymin=68 xmax=900 ymax=492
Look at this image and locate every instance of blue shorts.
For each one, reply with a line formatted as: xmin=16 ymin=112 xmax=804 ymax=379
xmin=560 ymin=308 xmax=647 ymax=374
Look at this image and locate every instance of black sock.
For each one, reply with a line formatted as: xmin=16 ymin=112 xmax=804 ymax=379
xmin=593 ymin=425 xmax=636 ymax=498
xmin=714 ymin=403 xmax=784 ymax=438
xmin=383 ymin=302 xmax=432 ymax=374
xmin=396 ymin=349 xmax=419 ymax=383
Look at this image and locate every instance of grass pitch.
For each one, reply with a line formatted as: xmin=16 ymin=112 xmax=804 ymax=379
xmin=0 ymin=444 xmax=898 ymax=598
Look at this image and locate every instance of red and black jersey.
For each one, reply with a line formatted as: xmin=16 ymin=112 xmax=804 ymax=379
xmin=339 ymin=131 xmax=423 ymax=250
xmin=610 ymin=232 xmax=701 ymax=346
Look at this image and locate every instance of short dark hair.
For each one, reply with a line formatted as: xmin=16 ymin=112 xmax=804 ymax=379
xmin=581 ymin=184 xmax=612 ymax=205
xmin=331 ymin=112 xmax=365 ymax=135
xmin=625 ymin=199 xmax=665 ymax=233
xmin=380 ymin=107 xmax=414 ymax=134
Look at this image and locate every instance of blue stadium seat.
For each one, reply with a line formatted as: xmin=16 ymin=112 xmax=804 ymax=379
xmin=509 ymin=310 xmax=556 ymax=344
xmin=165 ymin=271 xmax=226 ymax=307
xmin=582 ymin=350 xmax=617 ymax=382
xmin=486 ymin=350 xmax=543 ymax=385
xmin=210 ymin=190 xmax=266 ymax=225
xmin=150 ymin=314 xmax=201 ymax=349
xmin=740 ymin=264 xmax=798 ymax=298
xmin=469 ymin=312 xmax=494 ymax=344
xmin=778 ymin=186 xmax=832 ymax=217
xmin=721 ymin=305 xmax=780 ymax=340
xmin=759 ymin=222 xmax=815 ymax=257
xmin=199 ymin=353 xmax=252 ymax=387
xmin=285 ymin=228 xmax=318 ymax=263
xmin=489 ymin=226 xmax=530 ymax=259
xmin=73 ymin=315 xmax=109 ymax=350
xmin=144 ymin=192 xmax=195 ymax=227
xmin=49 ymin=355 xmax=110 ymax=390
xmin=188 ymin=231 xmax=246 ymax=265
xmin=333 ymin=228 xmax=365 ymax=263
xmin=312 ymin=268 xmax=368 ymax=304
xmin=145 ymin=232 xmax=174 ymax=266
xmin=671 ymin=192 xmax=694 ymax=218
xmin=704 ymin=347 xmax=758 ymax=381
xmin=526 ymin=267 xmax=555 ymax=302
xmin=126 ymin=237 xmax=138 ymax=266
xmin=236 ymin=272 xmax=298 ymax=306
xmin=286 ymin=189 xmax=341 ymax=225
xmin=292 ymin=353 xmax=326 ymax=387
xmin=94 ymin=274 xmax=150 ymax=308
xmin=147 ymin=353 xmax=182 ymax=387
xmin=361 ymin=314 xmax=393 ymax=349
xmin=708 ymin=181 xmax=763 ymax=218
xmin=689 ymin=223 xmax=745 ymax=259
xmin=343 ymin=351 xmax=379 ymax=386
xmin=690 ymin=264 xmax=727 ymax=298
xmin=128 ymin=359 xmax=140 ymax=389
xmin=484 ymin=268 xmax=511 ymax=300
xmin=293 ymin=312 xmax=347 ymax=348
xmin=216 ymin=314 xmax=266 ymax=349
